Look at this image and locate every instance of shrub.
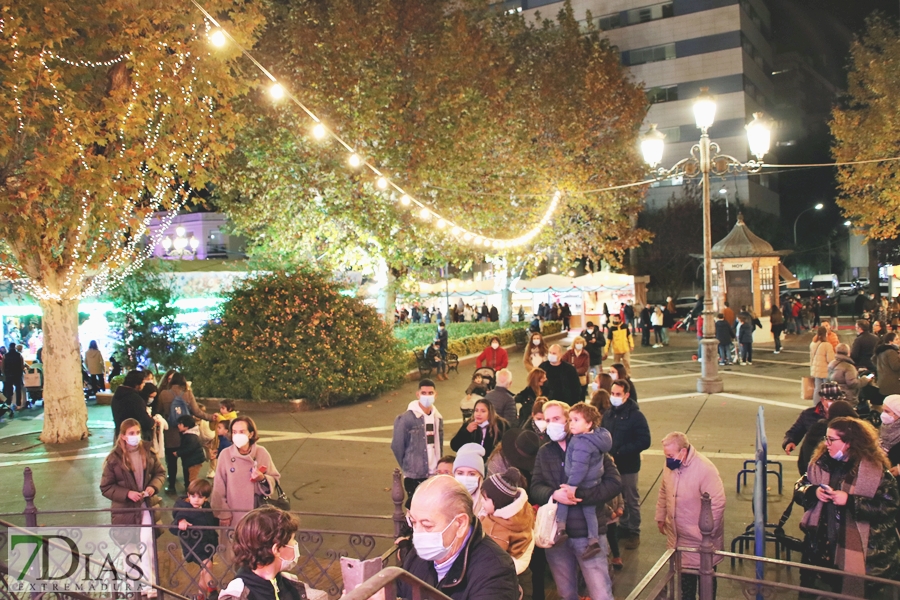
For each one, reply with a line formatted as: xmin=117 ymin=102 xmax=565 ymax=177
xmin=393 ymin=321 xmax=503 ymax=351
xmin=109 ymin=375 xmax=125 ymax=392
xmin=186 ymin=270 xmax=408 ymax=406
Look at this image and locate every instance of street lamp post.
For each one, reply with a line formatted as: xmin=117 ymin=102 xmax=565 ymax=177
xmin=792 ymin=203 xmax=824 ymax=246
xmin=641 ymin=88 xmax=771 ymax=394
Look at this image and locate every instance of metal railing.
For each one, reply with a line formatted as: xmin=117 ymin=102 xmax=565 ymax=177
xmin=627 ymin=493 xmax=900 ymax=600
xmin=0 ymin=467 xmax=411 ymax=600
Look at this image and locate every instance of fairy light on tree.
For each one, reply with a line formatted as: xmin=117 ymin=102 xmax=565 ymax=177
xmin=0 ymin=2 xmax=265 ymax=444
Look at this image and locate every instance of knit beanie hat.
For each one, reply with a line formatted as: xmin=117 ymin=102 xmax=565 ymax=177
xmin=884 ymin=395 xmax=900 ymax=416
xmin=481 ymin=467 xmax=523 ymax=511
xmin=453 ymin=443 xmax=485 ymax=476
xmin=818 ymin=381 xmax=844 ymax=401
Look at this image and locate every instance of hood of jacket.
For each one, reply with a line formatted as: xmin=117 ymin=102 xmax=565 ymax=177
xmin=580 ymin=427 xmax=613 ymax=453
xmin=875 ymin=343 xmax=898 ymax=357
xmin=491 ymin=488 xmax=529 ymax=521
xmin=830 ymin=354 xmax=855 ymax=367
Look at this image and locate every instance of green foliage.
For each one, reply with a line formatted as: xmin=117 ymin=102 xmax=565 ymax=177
xmin=186 ymin=269 xmax=408 ymax=405
xmin=394 ymin=322 xmax=505 ymax=351
xmin=104 ymin=263 xmax=187 ymax=373
xmin=831 ymin=16 xmax=900 ymax=240
xmin=109 ymin=375 xmax=125 ymax=393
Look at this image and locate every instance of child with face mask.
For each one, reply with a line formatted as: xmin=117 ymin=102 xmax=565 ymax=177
xmin=553 ymin=403 xmax=613 ymax=559
xmin=453 ymin=443 xmax=486 ymax=516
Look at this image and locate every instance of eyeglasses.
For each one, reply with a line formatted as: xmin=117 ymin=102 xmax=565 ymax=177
xmin=823 ymin=436 xmax=842 ymax=445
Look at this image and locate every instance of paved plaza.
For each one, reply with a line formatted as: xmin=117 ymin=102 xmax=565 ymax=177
xmin=0 ymin=325 xmax=845 ymax=597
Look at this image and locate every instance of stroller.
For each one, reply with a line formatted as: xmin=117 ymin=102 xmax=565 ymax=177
xmin=674 ymin=313 xmax=696 ymax=333
xmin=459 ymin=367 xmax=496 ymax=419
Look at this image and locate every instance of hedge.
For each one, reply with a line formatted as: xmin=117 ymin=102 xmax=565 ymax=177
xmin=185 ymin=269 xmax=408 ymax=406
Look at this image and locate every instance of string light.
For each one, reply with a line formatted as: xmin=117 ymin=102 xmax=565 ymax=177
xmin=209 ymin=29 xmax=226 ymax=47
xmin=419 ymin=207 xmax=431 ymax=220
xmin=348 ymin=153 xmax=362 ymax=168
xmin=312 ymin=122 xmax=327 ymax=139
xmin=376 ymin=177 xmax=388 ymax=190
xmin=269 ymin=83 xmax=285 ymax=100
xmin=400 ymin=194 xmax=411 ymax=206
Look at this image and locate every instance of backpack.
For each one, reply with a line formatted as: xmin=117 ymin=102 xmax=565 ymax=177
xmin=168 ymin=394 xmax=190 ymax=429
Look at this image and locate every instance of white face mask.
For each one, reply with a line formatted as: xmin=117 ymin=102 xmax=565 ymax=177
xmin=455 ymin=474 xmax=481 ymax=495
xmin=125 ymin=434 xmax=141 ymax=447
xmin=883 ymin=412 xmax=897 ymax=425
xmin=610 ymin=395 xmax=625 ymax=407
xmin=419 ymin=393 xmax=435 ymax=408
xmin=533 ymin=418 xmax=548 ymax=433
xmin=590 ymin=382 xmax=599 ymax=392
xmin=412 ymin=515 xmax=462 ymax=562
xmin=609 ymin=371 xmax=619 ymax=381
xmin=532 ymin=339 xmax=540 ymax=346
xmin=548 ymin=354 xmax=558 ymax=363
xmin=586 ymin=328 xmax=594 ymax=334
xmin=546 ymin=422 xmax=567 ymax=442
xmin=232 ymin=433 xmax=250 ymax=449
xmin=278 ymin=542 xmax=299 ymax=572
xmin=491 ymin=342 xmax=499 ymax=349
xmin=575 ymin=344 xmax=583 ymax=351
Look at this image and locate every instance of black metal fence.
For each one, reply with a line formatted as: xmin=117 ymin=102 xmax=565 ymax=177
xmin=0 ymin=467 xmax=408 ymax=600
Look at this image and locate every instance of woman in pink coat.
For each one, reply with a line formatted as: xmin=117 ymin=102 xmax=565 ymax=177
xmin=655 ymin=432 xmax=726 ymax=600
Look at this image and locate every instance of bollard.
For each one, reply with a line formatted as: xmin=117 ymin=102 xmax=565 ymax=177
xmin=699 ymin=492 xmax=714 ymax=600
xmin=23 ymin=467 xmax=38 ymax=527
xmin=391 ymin=468 xmax=404 ymax=539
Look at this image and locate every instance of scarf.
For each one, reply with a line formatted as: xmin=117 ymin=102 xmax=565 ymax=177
xmin=881 ymin=420 xmax=900 ymax=455
xmin=802 ymin=456 xmax=884 ymax=596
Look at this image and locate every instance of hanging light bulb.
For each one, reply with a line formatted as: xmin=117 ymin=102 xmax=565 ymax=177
xmin=451 ymin=226 xmax=461 ymax=236
xmin=400 ymin=194 xmax=411 ymax=205
xmin=419 ymin=207 xmax=431 ymax=220
xmin=376 ymin=177 xmax=388 ymax=190
xmin=209 ymin=30 xmax=227 ymax=48
xmin=312 ymin=123 xmax=327 ymax=140
xmin=269 ymin=83 xmax=285 ymax=100
xmin=463 ymin=232 xmax=473 ymax=242
xmin=436 ymin=219 xmax=447 ymax=229
xmin=348 ymin=153 xmax=362 ymax=168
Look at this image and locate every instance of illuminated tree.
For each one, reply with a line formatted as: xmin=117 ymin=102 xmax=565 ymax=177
xmin=218 ymin=0 xmax=649 ymax=321
xmin=0 ymin=1 xmax=264 ymax=442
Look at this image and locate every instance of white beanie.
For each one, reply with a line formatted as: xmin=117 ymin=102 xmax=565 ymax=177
xmin=884 ymin=395 xmax=900 ymax=416
xmin=453 ymin=443 xmax=486 ymax=476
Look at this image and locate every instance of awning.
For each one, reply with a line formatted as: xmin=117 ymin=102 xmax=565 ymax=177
xmin=779 ymin=263 xmax=800 ymax=289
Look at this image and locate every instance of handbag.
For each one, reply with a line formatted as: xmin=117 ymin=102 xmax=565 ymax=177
xmin=773 ymin=499 xmax=804 ymax=554
xmin=533 ymin=499 xmax=558 ymax=549
xmin=24 ymin=372 xmax=41 ymax=387
xmin=255 ymin=480 xmax=291 ymax=511
xmin=801 ymin=376 xmax=815 ymax=401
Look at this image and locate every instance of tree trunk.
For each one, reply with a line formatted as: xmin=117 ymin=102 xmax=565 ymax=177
xmin=497 ymin=265 xmax=512 ymax=326
xmin=39 ymin=299 xmax=89 ymax=444
xmin=376 ymin=262 xmax=397 ymax=323
xmin=868 ymin=241 xmax=880 ymax=297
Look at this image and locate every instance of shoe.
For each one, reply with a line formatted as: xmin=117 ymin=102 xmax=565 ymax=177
xmin=165 ymin=487 xmax=177 ymax=496
xmin=774 ymin=350 xmax=781 ymax=354
xmin=718 ymin=361 xmax=725 ymax=366
xmin=747 ymin=361 xmax=753 ymax=365
xmin=582 ymin=541 xmax=603 ymax=560
xmin=623 ymin=535 xmax=641 ymax=550
xmin=553 ymin=528 xmax=569 ymax=544
xmin=610 ymin=557 xmax=624 ymax=570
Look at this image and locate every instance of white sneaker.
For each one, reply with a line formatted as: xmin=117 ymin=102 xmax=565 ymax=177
xmin=774 ymin=350 xmax=781 ymax=354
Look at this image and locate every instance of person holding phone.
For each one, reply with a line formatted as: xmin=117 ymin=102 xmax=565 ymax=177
xmin=794 ymin=417 xmax=900 ymax=597
xmin=827 ymin=344 xmax=860 ymax=407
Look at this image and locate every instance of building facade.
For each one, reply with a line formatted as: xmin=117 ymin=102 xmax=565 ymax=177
xmin=518 ymin=0 xmax=779 ymax=215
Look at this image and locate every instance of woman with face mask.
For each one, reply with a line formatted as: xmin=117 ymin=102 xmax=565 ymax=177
xmin=524 ymin=333 xmax=549 ymax=374
xmin=879 ymin=395 xmax=900 ymax=476
xmin=795 ymin=417 xmax=900 ymax=597
xmin=562 ymin=336 xmax=591 ymax=397
xmin=452 ymin=443 xmax=487 ymax=516
xmin=515 ymin=368 xmax=546 ymax=424
xmin=219 ymin=507 xmax=306 ymax=600
xmin=450 ymin=399 xmax=508 ymax=460
xmin=99 ymin=418 xmax=166 ymax=596
xmin=211 ymin=416 xmax=281 ymax=528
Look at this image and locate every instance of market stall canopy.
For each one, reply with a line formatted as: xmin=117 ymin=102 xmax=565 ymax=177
xmin=417 ymin=278 xmax=497 ymax=296
xmin=513 ymin=274 xmax=580 ymax=293
xmin=572 ymin=272 xmax=634 ymax=292
xmin=779 ymin=263 xmax=800 ymax=289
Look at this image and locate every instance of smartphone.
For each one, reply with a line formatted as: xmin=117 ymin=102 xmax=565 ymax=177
xmin=820 ymin=484 xmax=833 ymax=493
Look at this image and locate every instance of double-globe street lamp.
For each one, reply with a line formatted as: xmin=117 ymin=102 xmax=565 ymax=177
xmin=640 ymin=88 xmax=772 ymax=394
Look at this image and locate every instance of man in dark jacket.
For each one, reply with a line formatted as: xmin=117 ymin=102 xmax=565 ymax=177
xmin=484 ymin=369 xmax=518 ymax=426
xmin=111 ymin=369 xmax=155 ymax=439
xmin=875 ymin=332 xmax=900 ymax=398
xmin=582 ymin=321 xmax=605 ymax=376
xmin=2 ymin=342 xmax=25 ymax=409
xmin=782 ymin=393 xmax=833 ymax=460
xmin=850 ymin=319 xmax=879 ymax=372
xmin=399 ymin=475 xmax=518 ymax=600
xmin=531 ymin=400 xmax=621 ymax=600
xmin=714 ymin=314 xmax=735 ymax=365
xmin=639 ymin=305 xmax=652 ymax=347
xmin=601 ymin=381 xmax=650 ymax=549
xmin=539 ymin=345 xmax=582 ymax=406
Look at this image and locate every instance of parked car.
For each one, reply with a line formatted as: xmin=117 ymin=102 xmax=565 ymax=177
xmin=674 ymin=296 xmax=699 ymax=317
xmin=837 ymin=281 xmax=856 ymax=296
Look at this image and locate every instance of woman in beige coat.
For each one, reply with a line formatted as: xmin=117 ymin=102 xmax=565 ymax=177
xmin=655 ymin=432 xmax=725 ymax=600
xmin=211 ymin=416 xmax=281 ymax=527
xmin=810 ymin=326 xmax=836 ymax=405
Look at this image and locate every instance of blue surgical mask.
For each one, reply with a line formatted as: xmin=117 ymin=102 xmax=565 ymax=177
xmin=833 ymin=449 xmax=845 ymax=461
xmin=419 ymin=393 xmax=435 ymax=408
xmin=546 ymin=422 xmax=567 ymax=442
xmin=610 ymin=395 xmax=625 ymax=407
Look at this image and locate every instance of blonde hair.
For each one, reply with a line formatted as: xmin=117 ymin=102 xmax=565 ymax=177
xmin=541 ymin=400 xmax=570 ymax=418
xmin=571 ymin=336 xmax=586 ymax=348
xmin=662 ymin=431 xmax=690 ymax=450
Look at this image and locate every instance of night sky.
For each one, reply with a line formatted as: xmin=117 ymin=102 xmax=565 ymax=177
xmin=771 ymin=0 xmax=899 ymax=235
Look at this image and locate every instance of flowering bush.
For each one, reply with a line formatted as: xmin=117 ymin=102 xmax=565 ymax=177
xmin=186 ymin=270 xmax=408 ymax=406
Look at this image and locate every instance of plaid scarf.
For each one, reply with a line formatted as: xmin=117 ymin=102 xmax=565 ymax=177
xmin=802 ymin=457 xmax=884 ymax=596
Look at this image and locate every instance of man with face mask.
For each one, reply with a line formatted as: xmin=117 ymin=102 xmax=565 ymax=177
xmin=604 ymin=315 xmax=634 ymax=375
xmin=531 ymin=400 xmax=621 ymax=600
xmin=600 ymin=380 xmax=650 ymax=548
xmin=539 ymin=344 xmax=582 ymax=406
xmin=393 ymin=380 xmax=444 ymax=508
xmin=655 ymin=432 xmax=725 ymax=600
xmin=582 ymin=321 xmax=606 ymax=378
xmin=399 ymin=475 xmax=518 ymax=600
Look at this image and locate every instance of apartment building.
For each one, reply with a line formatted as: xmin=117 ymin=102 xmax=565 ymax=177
xmin=519 ymin=0 xmax=780 ymax=215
